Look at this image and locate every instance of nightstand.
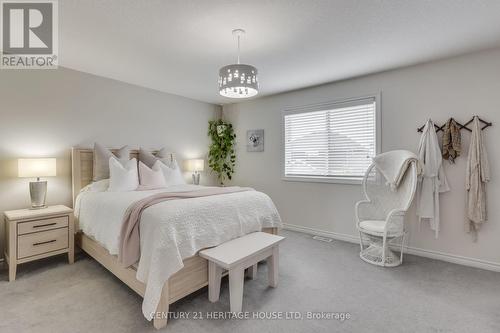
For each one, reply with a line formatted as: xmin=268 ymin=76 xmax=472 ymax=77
xmin=4 ymin=205 xmax=74 ymax=281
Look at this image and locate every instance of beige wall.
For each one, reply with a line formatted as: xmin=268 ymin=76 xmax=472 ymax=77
xmin=0 ymin=67 xmax=221 ymax=258
xmin=223 ymin=47 xmax=500 ymax=269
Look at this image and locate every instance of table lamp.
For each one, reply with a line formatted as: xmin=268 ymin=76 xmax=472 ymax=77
xmin=18 ymin=158 xmax=56 ymax=209
xmin=185 ymin=159 xmax=204 ymax=185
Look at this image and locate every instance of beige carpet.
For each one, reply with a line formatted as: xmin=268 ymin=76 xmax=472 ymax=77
xmin=1 ymin=230 xmax=499 ymax=333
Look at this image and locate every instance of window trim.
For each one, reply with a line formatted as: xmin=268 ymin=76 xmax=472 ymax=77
xmin=281 ymin=93 xmax=382 ymax=185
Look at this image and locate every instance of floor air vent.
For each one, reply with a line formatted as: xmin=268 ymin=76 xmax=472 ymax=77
xmin=312 ymin=235 xmax=333 ymax=243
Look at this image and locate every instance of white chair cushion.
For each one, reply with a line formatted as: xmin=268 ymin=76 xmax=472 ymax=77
xmin=359 ymin=220 xmax=386 ymax=233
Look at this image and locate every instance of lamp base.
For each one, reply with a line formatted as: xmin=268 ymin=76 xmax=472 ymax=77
xmin=29 ymin=180 xmax=47 ymax=209
xmin=30 ymin=205 xmax=47 ymax=210
xmin=192 ymin=173 xmax=200 ymax=185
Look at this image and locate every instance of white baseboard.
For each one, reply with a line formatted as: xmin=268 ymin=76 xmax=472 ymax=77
xmin=283 ymin=223 xmax=500 ymax=272
xmin=402 ymin=246 xmax=500 ymax=272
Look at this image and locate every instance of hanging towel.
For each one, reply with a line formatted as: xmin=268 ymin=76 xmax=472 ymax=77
xmin=416 ymin=119 xmax=450 ymax=238
xmin=372 ymin=150 xmax=421 ymax=190
xmin=442 ymin=118 xmax=461 ymax=163
xmin=465 ymin=116 xmax=490 ymax=240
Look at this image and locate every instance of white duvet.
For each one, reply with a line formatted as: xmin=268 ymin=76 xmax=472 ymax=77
xmin=75 ymin=184 xmax=282 ymax=320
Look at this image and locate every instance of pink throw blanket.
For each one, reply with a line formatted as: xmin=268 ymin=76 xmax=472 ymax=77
xmin=118 ymin=187 xmax=252 ymax=267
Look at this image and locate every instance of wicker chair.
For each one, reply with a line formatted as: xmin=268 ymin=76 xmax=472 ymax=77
xmin=355 ymin=161 xmax=418 ymax=267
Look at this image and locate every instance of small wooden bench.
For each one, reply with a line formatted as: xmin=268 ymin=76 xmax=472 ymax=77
xmin=199 ymin=231 xmax=285 ymax=312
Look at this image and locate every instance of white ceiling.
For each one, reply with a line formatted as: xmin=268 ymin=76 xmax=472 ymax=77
xmin=60 ymin=0 xmax=500 ymax=105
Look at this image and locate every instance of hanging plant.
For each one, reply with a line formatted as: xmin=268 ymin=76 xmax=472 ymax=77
xmin=208 ymin=119 xmax=236 ymax=185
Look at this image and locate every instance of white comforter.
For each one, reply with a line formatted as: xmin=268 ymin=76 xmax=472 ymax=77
xmin=75 ymin=184 xmax=282 ymax=320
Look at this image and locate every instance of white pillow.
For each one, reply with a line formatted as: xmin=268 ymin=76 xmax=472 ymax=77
xmin=91 ymin=179 xmax=110 ymax=192
xmin=108 ymin=157 xmax=139 ymax=192
xmin=158 ymin=160 xmax=186 ymax=186
xmin=138 ymin=160 xmax=166 ymax=190
xmin=79 ymin=179 xmax=110 ymax=193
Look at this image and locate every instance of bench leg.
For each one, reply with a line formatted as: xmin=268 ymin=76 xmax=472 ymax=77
xmin=267 ymin=247 xmax=279 ymax=288
xmin=208 ymin=261 xmax=223 ymax=302
xmin=229 ymin=267 xmax=244 ymax=313
xmin=246 ymin=264 xmax=257 ymax=280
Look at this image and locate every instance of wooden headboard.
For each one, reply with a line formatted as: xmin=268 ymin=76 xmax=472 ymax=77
xmin=71 ymin=147 xmax=174 ymax=206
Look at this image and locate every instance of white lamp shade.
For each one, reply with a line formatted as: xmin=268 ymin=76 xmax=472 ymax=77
xmin=18 ymin=158 xmax=57 ymax=178
xmin=184 ymin=159 xmax=204 ymax=172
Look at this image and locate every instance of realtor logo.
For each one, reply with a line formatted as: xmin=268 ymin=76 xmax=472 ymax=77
xmin=1 ymin=0 xmax=58 ymax=69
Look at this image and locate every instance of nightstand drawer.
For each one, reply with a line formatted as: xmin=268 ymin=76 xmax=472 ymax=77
xmin=18 ymin=228 xmax=68 ymax=259
xmin=18 ymin=216 xmax=69 ymax=235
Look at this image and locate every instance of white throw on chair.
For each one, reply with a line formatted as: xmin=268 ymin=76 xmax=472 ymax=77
xmin=355 ymin=151 xmax=418 ymax=267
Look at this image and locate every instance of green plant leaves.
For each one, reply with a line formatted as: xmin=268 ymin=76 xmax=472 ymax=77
xmin=208 ymin=119 xmax=236 ymax=185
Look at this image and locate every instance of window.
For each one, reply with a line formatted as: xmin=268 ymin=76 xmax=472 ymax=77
xmin=283 ymin=96 xmax=379 ymax=184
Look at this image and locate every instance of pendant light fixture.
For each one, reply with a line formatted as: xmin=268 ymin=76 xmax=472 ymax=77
xmin=218 ymin=29 xmax=259 ymax=98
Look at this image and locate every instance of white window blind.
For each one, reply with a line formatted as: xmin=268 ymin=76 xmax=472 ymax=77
xmin=284 ymin=97 xmax=377 ymax=181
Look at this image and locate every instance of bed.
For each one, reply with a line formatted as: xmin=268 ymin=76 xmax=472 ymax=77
xmin=71 ymin=148 xmax=281 ymax=329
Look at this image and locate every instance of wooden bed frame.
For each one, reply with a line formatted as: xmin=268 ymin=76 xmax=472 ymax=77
xmin=71 ymin=148 xmax=278 ymax=329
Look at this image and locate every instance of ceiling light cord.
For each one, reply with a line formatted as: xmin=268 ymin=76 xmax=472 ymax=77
xmin=237 ymin=34 xmax=241 ymax=64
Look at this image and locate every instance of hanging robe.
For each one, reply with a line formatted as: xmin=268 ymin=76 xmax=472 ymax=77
xmin=416 ymin=119 xmax=450 ymax=238
xmin=465 ymin=116 xmax=490 ymax=239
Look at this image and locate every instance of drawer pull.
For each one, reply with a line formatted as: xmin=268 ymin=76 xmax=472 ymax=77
xmin=33 ymin=239 xmax=57 ymax=246
xmin=33 ymin=222 xmax=57 ymax=228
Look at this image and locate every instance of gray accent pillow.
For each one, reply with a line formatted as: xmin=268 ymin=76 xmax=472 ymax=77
xmin=93 ymin=143 xmax=130 ymax=181
xmin=139 ymin=147 xmax=173 ymax=168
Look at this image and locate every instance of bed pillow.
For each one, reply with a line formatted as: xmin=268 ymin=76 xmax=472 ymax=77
xmin=138 ymin=160 xmax=166 ymax=190
xmin=79 ymin=179 xmax=110 ymax=193
xmin=139 ymin=147 xmax=173 ymax=168
xmin=108 ymin=157 xmax=139 ymax=192
xmin=90 ymin=179 xmax=110 ymax=192
xmin=93 ymin=143 xmax=130 ymax=181
xmin=158 ymin=160 xmax=186 ymax=186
